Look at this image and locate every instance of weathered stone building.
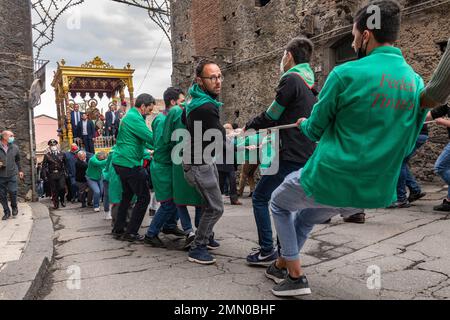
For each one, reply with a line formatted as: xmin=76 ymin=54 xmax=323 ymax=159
xmin=170 ymin=0 xmax=450 ymax=182
xmin=0 ymin=0 xmax=35 ymax=199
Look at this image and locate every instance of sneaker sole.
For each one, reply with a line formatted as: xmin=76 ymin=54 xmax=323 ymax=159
xmin=265 ymin=271 xmax=285 ymax=284
xmin=247 ymin=260 xmax=276 ymax=267
xmin=188 ymin=257 xmax=216 ymax=265
xmin=207 ymin=245 xmax=220 ymax=250
xmin=271 ymin=288 xmax=312 ymax=297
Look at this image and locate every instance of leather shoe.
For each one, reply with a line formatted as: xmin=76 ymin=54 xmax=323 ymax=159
xmin=121 ymin=233 xmax=145 ymax=243
xmin=12 ymin=207 xmax=18 ymax=217
xmin=343 ymin=213 xmax=366 ymax=224
xmin=2 ymin=214 xmax=10 ymax=221
xmin=231 ymin=199 xmax=242 ymax=205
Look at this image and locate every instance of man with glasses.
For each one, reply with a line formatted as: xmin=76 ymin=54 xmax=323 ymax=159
xmin=182 ymin=60 xmax=225 ymax=265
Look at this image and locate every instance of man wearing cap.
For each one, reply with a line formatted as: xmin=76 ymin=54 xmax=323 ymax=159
xmin=42 ymin=139 xmax=67 ymax=209
xmin=0 ymin=131 xmax=23 ymax=220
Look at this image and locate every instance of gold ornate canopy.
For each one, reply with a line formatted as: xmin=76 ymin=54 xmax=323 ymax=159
xmin=51 ymin=56 xmax=135 ymax=147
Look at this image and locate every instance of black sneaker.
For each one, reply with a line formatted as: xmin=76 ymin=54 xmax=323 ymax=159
xmin=387 ymin=200 xmax=411 ymax=209
xmin=2 ymin=214 xmax=10 ymax=221
xmin=272 ymin=275 xmax=312 ymax=297
xmin=111 ymin=229 xmax=125 ymax=240
xmin=121 ymin=233 xmax=145 ymax=243
xmin=162 ymin=226 xmax=186 ymax=237
xmin=12 ymin=207 xmax=18 ymax=217
xmin=144 ymin=235 xmax=166 ymax=248
xmin=408 ymin=192 xmax=427 ymax=203
xmin=434 ymin=199 xmax=450 ymax=212
xmin=265 ymin=262 xmax=287 ymax=284
xmin=183 ymin=232 xmax=195 ymax=250
xmin=188 ymin=246 xmax=216 ymax=265
xmin=343 ymin=213 xmax=366 ymax=224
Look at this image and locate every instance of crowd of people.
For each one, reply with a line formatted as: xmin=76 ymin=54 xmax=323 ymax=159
xmin=4 ymin=0 xmax=449 ymax=298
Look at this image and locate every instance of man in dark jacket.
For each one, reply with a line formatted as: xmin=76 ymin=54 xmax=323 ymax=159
xmin=182 ymin=60 xmax=226 ymax=265
xmin=105 ymin=102 xmax=118 ymax=137
xmin=42 ymin=139 xmax=67 ymax=209
xmin=64 ymin=143 xmax=80 ymax=202
xmin=0 ymin=131 xmax=23 ymax=220
xmin=244 ymin=37 xmax=318 ymax=266
xmin=77 ymin=113 xmax=96 ymax=153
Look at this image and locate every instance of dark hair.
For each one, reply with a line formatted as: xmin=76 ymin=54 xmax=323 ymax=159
xmin=232 ymin=123 xmax=239 ymax=130
xmin=195 ymin=59 xmax=217 ymax=77
xmin=163 ymin=87 xmax=184 ymax=108
xmin=135 ymin=93 xmax=156 ymax=108
xmin=286 ymin=37 xmax=314 ymax=64
xmin=354 ymin=0 xmax=401 ymax=43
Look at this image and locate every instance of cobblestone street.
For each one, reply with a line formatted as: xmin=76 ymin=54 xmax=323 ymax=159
xmin=38 ymin=185 xmax=450 ymax=300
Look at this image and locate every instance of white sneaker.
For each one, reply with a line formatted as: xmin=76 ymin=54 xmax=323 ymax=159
xmin=94 ymin=208 xmax=100 ymax=212
xmin=104 ymin=211 xmax=112 ymax=220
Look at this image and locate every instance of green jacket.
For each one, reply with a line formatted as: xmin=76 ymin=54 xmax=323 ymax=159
xmin=151 ymin=111 xmax=173 ymax=202
xmin=102 ymin=151 xmax=113 ymax=182
xmin=299 ymin=46 xmax=427 ymax=208
xmin=86 ymin=154 xmax=107 ymax=181
xmin=113 ymin=107 xmax=153 ymax=168
xmin=162 ymin=105 xmax=204 ymax=206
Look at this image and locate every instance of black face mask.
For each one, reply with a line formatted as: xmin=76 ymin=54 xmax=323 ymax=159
xmin=357 ymin=37 xmax=368 ymax=60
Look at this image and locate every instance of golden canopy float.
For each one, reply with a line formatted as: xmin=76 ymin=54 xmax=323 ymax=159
xmin=51 ymin=56 xmax=135 ymax=153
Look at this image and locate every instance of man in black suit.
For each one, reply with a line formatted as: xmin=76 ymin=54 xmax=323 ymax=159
xmin=105 ymin=103 xmax=118 ymax=137
xmin=77 ymin=113 xmax=96 ymax=153
xmin=71 ymin=104 xmax=83 ymax=138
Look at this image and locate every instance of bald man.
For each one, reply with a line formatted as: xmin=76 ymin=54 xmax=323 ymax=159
xmin=0 ymin=131 xmax=23 ymax=220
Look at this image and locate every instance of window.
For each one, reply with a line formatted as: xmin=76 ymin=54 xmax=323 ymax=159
xmin=255 ymin=0 xmax=271 ymax=7
xmin=332 ymin=34 xmax=357 ymax=66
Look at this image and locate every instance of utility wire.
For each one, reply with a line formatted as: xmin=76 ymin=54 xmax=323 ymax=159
xmin=136 ymin=34 xmax=165 ymax=94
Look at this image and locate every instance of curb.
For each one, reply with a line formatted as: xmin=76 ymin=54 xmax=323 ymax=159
xmin=0 ymin=202 xmax=54 ymax=300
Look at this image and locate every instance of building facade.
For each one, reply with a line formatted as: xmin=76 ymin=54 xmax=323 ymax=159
xmin=170 ymin=0 xmax=450 ymax=182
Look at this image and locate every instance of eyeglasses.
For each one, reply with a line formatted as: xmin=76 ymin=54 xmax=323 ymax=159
xmin=201 ymin=75 xmax=224 ymax=83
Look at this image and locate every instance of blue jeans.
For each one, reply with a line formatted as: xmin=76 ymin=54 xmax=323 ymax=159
xmin=252 ymin=160 xmax=304 ymax=254
xmin=397 ymin=134 xmax=428 ymax=201
xmin=435 ymin=142 xmax=450 ymax=199
xmin=270 ymin=170 xmax=360 ymax=261
xmin=146 ymin=200 xmax=178 ymax=238
xmin=103 ymin=180 xmax=110 ymax=212
xmin=177 ymin=206 xmax=203 ymax=234
xmin=86 ymin=177 xmax=103 ymax=209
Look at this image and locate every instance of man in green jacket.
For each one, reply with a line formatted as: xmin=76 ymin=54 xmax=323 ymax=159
xmin=144 ymin=87 xmax=187 ymax=247
xmin=86 ymin=151 xmax=107 ymax=213
xmin=112 ymin=93 xmax=155 ymax=243
xmin=266 ymin=0 xmax=430 ymax=297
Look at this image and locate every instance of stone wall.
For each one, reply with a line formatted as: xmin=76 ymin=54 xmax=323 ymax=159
xmin=0 ymin=0 xmax=35 ymax=200
xmin=170 ymin=0 xmax=450 ymax=182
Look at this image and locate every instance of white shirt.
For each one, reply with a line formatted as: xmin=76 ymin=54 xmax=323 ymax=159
xmin=82 ymin=120 xmax=88 ymax=136
xmin=111 ymin=111 xmax=116 ymax=125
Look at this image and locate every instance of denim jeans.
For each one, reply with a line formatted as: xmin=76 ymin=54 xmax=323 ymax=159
xmin=103 ymin=180 xmax=110 ymax=212
xmin=270 ymin=170 xmax=361 ymax=261
xmin=252 ymin=160 xmax=304 ymax=254
xmin=86 ymin=177 xmax=103 ymax=209
xmin=435 ymin=142 xmax=450 ymax=199
xmin=183 ymin=163 xmax=224 ymax=249
xmin=397 ymin=134 xmax=428 ymax=201
xmin=146 ymin=200 xmax=178 ymax=237
xmin=0 ymin=176 xmax=18 ymax=215
xmin=177 ymin=206 xmax=203 ymax=234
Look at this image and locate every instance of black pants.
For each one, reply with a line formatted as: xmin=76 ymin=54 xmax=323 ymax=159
xmin=82 ymin=135 xmax=95 ymax=154
xmin=219 ymin=170 xmax=238 ymax=202
xmin=49 ymin=173 xmax=66 ymax=205
xmin=113 ymin=165 xmax=150 ymax=235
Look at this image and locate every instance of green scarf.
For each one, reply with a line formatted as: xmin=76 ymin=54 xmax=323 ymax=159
xmin=282 ymin=63 xmax=315 ymax=89
xmin=185 ymin=84 xmax=223 ymax=116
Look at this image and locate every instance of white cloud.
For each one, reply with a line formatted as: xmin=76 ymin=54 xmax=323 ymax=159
xmin=34 ymin=0 xmax=172 ymax=118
